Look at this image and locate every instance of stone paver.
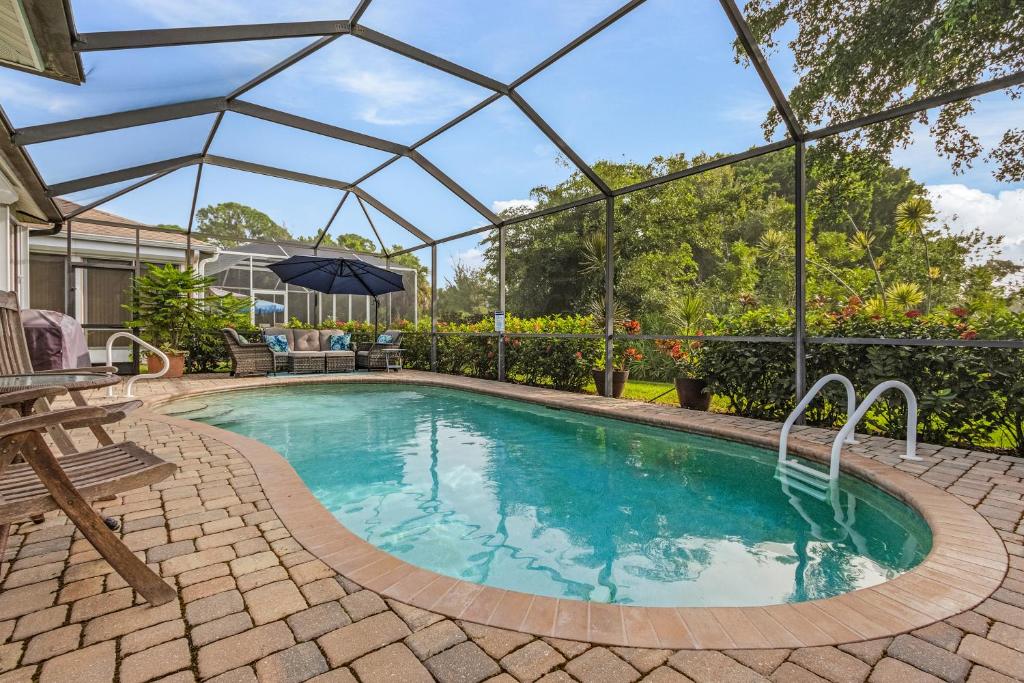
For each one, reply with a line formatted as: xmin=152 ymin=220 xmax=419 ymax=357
xmin=426 ymin=641 xmax=501 ymax=683
xmin=500 ymin=640 xmax=566 ymax=682
xmin=120 ymin=638 xmax=191 ymax=683
xmin=887 ymin=635 xmax=971 ymax=682
xmin=254 ymin=642 xmax=329 ymax=683
xmin=407 ymin=620 xmax=469 ymax=660
xmin=1 ymin=374 xmax=1021 ymax=683
xmin=565 ymin=647 xmax=641 ymax=683
xmin=243 ymin=579 xmax=307 ymax=625
xmin=318 ymin=611 xmax=411 ymax=666
xmin=351 ymin=643 xmax=433 ymax=682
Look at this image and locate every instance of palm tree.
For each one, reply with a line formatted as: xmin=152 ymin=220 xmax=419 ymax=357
xmin=895 ymin=197 xmax=937 ymax=312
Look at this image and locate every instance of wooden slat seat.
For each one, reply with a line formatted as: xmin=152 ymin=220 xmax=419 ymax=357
xmin=0 ymin=441 xmax=174 ymax=521
xmin=0 ymin=395 xmax=177 ymax=605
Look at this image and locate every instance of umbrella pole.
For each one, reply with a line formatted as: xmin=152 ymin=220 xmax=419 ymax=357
xmin=373 ymin=296 xmax=379 ymax=338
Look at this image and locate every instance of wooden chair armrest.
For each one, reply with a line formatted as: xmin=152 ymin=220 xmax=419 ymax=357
xmin=0 ymin=406 xmax=108 ymax=439
xmin=0 ymin=386 xmax=68 ymax=407
xmin=35 ymin=366 xmax=118 ymax=375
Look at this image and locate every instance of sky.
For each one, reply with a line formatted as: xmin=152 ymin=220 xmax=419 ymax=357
xmin=1 ymin=0 xmax=1021 ymax=282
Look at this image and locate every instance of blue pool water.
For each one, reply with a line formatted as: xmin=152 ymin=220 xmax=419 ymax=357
xmin=165 ymin=384 xmax=932 ymax=607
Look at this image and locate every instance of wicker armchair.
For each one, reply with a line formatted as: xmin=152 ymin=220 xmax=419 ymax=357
xmin=221 ymin=328 xmax=276 ymax=376
xmin=356 ymin=330 xmax=403 ymax=370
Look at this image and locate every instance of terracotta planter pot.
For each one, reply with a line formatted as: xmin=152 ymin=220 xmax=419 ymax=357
xmin=593 ymin=369 xmax=629 ymax=398
xmin=675 ymin=377 xmax=711 ymax=411
xmin=148 ymin=352 xmax=186 ymax=379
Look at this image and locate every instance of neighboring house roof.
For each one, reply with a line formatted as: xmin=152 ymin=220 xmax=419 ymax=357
xmin=26 ymin=199 xmax=214 ymax=251
xmin=222 ymin=240 xmax=390 ymax=268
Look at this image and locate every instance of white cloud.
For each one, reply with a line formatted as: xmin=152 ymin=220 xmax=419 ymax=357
xmin=926 ymin=183 xmax=1024 ymax=263
xmin=0 ymin=72 xmax=77 ymax=117
xmin=453 ymin=247 xmax=485 ymax=269
xmin=491 ymin=198 xmax=537 ymax=213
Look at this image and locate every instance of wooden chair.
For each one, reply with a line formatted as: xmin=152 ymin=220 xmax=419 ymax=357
xmin=0 ymin=291 xmax=141 ymax=453
xmin=0 ymin=385 xmax=177 ymax=605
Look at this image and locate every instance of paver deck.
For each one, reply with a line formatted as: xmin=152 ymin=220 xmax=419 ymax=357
xmin=1 ymin=371 xmax=1021 ymax=682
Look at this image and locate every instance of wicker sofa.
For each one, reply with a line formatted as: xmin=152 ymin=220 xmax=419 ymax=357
xmin=263 ymin=327 xmax=356 ymax=373
xmin=221 ymin=327 xmax=356 ymax=375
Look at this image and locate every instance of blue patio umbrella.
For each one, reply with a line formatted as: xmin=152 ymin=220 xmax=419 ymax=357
xmin=268 ymin=255 xmax=405 ymax=334
xmin=253 ymin=299 xmax=285 ymax=315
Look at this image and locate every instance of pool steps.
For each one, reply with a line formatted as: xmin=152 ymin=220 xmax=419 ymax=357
xmin=779 ymin=375 xmax=920 ymax=483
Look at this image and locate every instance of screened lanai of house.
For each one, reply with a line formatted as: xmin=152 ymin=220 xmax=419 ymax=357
xmin=1 ymin=0 xmax=1022 ymax=395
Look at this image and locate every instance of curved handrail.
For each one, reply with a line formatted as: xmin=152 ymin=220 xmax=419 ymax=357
xmin=106 ymin=332 xmax=169 ymax=397
xmin=779 ymin=374 xmax=857 ymax=466
xmin=830 ymin=380 xmax=921 ymax=474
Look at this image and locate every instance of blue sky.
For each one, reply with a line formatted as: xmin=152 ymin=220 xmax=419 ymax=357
xmin=1 ymin=0 xmax=1021 ymax=280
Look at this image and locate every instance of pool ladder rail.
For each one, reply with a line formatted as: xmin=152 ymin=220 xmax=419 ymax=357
xmin=105 ymin=331 xmax=169 ymax=398
xmin=778 ymin=374 xmax=921 ymax=484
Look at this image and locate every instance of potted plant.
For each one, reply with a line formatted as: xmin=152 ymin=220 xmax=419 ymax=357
xmin=125 ymin=265 xmax=221 ymax=379
xmin=661 ymin=295 xmax=712 ymax=410
xmin=593 ymin=319 xmax=643 ymax=398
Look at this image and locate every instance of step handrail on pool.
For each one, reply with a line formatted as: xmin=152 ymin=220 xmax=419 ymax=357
xmin=778 ymin=374 xmax=857 ymax=482
xmin=830 ymin=380 xmax=921 ymax=471
xmin=106 ymin=331 xmax=169 ymax=397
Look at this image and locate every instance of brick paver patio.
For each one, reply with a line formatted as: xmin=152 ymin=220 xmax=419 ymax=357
xmin=0 ymin=372 xmax=1021 ymax=682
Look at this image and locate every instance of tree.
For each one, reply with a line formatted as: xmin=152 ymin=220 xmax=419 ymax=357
xmin=742 ymin=0 xmax=1024 ymax=180
xmin=389 ymin=248 xmax=431 ymax=317
xmin=292 ymin=232 xmax=380 ymax=253
xmin=437 ymin=261 xmax=495 ymax=322
xmin=195 ymin=202 xmax=292 ymax=245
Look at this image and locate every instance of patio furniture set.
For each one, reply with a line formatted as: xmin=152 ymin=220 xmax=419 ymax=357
xmin=221 ymin=327 xmax=404 ymax=376
xmin=0 ymin=291 xmax=178 ymax=606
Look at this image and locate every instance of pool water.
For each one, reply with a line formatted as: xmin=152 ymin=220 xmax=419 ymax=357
xmin=166 ymin=384 xmax=932 ymax=607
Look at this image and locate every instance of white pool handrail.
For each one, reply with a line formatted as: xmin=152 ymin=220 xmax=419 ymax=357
xmin=105 ymin=331 xmax=169 ymax=397
xmin=779 ymin=374 xmax=857 ymax=467
xmin=830 ymin=380 xmax=921 ymax=472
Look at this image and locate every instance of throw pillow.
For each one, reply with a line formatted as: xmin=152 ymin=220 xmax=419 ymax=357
xmin=265 ymin=334 xmax=289 ymax=353
xmin=376 ymin=333 xmax=393 ymax=345
xmin=328 ymin=333 xmax=352 ymax=351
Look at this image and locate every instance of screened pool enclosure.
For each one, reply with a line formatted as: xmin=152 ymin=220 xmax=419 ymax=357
xmin=2 ymin=0 xmax=1022 ymax=398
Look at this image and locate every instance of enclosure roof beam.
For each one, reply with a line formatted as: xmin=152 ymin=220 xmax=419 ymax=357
xmin=46 ymin=154 xmax=203 ymax=196
xmin=351 ymin=26 xmax=508 ymax=94
xmin=351 ymin=187 xmax=432 ymax=244
xmin=311 ymin=191 xmax=350 ymax=250
xmin=510 ymin=0 xmax=648 ymax=88
xmin=349 ymin=0 xmax=374 ymax=25
xmin=718 ymin=0 xmax=803 ymax=141
xmin=612 ymin=139 xmax=794 ymax=196
xmin=62 ymin=168 xmax=178 ymax=219
xmin=0 ymin=107 xmax=62 ymax=222
xmin=407 ymin=150 xmax=500 ymax=225
xmin=227 ymin=35 xmax=343 ymax=101
xmin=74 ymin=21 xmax=350 ymax=51
xmin=228 ymin=100 xmax=408 ymax=154
xmin=203 ymin=155 xmax=352 ymax=191
xmin=13 ymin=98 xmax=227 ymax=145
xmin=508 ymin=90 xmax=612 ymax=196
xmin=804 ymin=70 xmax=1024 ymax=142
xmin=355 ymin=194 xmax=389 ymax=256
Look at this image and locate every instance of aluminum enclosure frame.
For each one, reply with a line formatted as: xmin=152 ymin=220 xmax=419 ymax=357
xmin=3 ymin=0 xmax=1022 ymax=399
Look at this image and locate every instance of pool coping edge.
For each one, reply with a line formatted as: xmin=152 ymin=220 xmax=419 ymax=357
xmin=138 ymin=372 xmax=1008 ymax=650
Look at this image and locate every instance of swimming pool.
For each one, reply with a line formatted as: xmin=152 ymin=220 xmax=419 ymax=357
xmin=165 ymin=383 xmax=932 ymax=607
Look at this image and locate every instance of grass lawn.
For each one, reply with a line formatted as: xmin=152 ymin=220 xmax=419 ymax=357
xmin=582 ymin=379 xmax=680 ymax=405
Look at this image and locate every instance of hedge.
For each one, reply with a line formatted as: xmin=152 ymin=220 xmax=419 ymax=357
xmin=215 ymin=310 xmax=1022 ymax=454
